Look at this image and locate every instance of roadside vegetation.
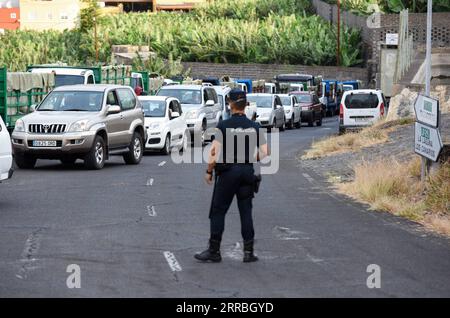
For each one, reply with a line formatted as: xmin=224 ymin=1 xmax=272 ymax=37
xmin=302 ymin=118 xmax=414 ymax=159
xmin=0 ymin=0 xmax=362 ymax=71
xmin=323 ymin=0 xmax=450 ymax=15
xmin=337 ymin=158 xmax=450 ymax=236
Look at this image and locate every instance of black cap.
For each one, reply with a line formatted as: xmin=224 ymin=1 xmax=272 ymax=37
xmin=228 ymin=88 xmax=247 ymax=103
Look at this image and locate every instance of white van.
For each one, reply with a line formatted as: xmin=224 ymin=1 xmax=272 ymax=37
xmin=339 ymin=89 xmax=386 ymax=133
xmin=0 ymin=117 xmax=13 ymax=182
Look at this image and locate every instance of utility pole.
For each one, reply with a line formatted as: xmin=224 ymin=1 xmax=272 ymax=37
xmin=94 ymin=16 xmax=99 ymax=64
xmin=337 ymin=0 xmax=341 ymax=66
xmin=421 ymin=0 xmax=432 ymax=181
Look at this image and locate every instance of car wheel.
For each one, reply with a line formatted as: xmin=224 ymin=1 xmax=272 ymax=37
xmin=280 ymin=118 xmax=286 ymax=131
xmin=339 ymin=127 xmax=346 ymax=135
xmin=15 ymin=153 xmax=36 ymax=169
xmin=308 ymin=115 xmax=314 ymax=127
xmin=295 ymin=118 xmax=301 ymax=129
xmin=124 ymin=132 xmax=144 ymax=164
xmin=162 ymin=134 xmax=171 ymax=155
xmin=316 ymin=114 xmax=323 ymax=126
xmin=84 ymin=135 xmax=106 ymax=170
xmin=288 ymin=116 xmax=294 ymax=129
xmin=180 ymin=131 xmax=189 ymax=153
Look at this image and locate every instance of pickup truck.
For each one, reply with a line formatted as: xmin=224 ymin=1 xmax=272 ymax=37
xmin=0 ymin=67 xmax=55 ymax=131
xmin=28 ymin=64 xmax=146 ymax=94
xmin=11 ymin=84 xmax=146 ymax=170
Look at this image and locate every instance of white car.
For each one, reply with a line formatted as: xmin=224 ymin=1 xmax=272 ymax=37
xmin=247 ymin=93 xmax=285 ymax=131
xmin=139 ymin=96 xmax=188 ymax=154
xmin=0 ymin=116 xmax=13 ymax=182
xmin=339 ymin=89 xmax=386 ymax=134
xmin=278 ymin=94 xmax=301 ymax=129
xmin=156 ymin=85 xmax=222 ymax=144
xmin=213 ymin=86 xmax=257 ymax=121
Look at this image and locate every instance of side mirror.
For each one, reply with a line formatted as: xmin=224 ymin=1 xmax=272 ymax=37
xmin=205 ymin=100 xmax=215 ymax=107
xmin=107 ymin=105 xmax=121 ymax=115
xmin=171 ymin=111 xmax=180 ymax=119
xmin=30 ymin=104 xmax=37 ymax=112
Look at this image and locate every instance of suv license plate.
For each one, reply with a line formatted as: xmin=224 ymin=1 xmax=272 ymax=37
xmin=354 ymin=117 xmax=369 ymax=122
xmin=32 ymin=140 xmax=57 ymax=147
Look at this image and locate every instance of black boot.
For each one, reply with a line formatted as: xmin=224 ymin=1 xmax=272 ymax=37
xmin=243 ymin=240 xmax=258 ymax=263
xmin=194 ymin=239 xmax=222 ymax=262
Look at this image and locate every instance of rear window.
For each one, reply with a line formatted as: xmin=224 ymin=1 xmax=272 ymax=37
xmin=344 ymin=93 xmax=379 ymax=109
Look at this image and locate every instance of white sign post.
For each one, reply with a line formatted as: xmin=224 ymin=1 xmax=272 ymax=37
xmin=386 ymin=33 xmax=399 ymax=45
xmin=414 ymin=94 xmax=439 ymax=128
xmin=415 ymin=122 xmax=443 ymax=162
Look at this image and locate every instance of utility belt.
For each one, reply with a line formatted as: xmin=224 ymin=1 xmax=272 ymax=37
xmin=214 ymin=163 xmax=261 ymax=194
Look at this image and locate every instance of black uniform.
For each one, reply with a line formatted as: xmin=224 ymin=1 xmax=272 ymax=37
xmin=209 ymin=113 xmax=266 ymax=243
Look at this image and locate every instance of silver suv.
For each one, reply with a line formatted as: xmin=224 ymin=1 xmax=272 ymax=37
xmin=156 ymin=85 xmax=222 ymax=143
xmin=12 ymin=84 xmax=146 ymax=170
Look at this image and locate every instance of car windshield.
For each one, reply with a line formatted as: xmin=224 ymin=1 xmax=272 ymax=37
xmin=37 ymin=91 xmax=103 ymax=112
xmin=343 ymin=85 xmax=353 ymax=91
xmin=141 ymin=100 xmax=166 ymax=117
xmin=344 ymin=93 xmax=379 ymax=109
xmin=292 ymin=94 xmax=312 ymax=103
xmin=218 ymin=94 xmax=225 ymax=108
xmin=157 ymin=89 xmax=201 ymax=105
xmin=280 ymin=96 xmax=292 ymax=106
xmin=247 ymin=95 xmax=272 ymax=108
xmin=55 ymin=75 xmax=85 ymax=87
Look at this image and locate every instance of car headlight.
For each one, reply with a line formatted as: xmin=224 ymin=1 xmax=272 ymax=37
xmin=14 ymin=119 xmax=25 ymax=132
xmin=69 ymin=120 xmax=89 ymax=132
xmin=285 ymin=109 xmax=291 ymax=114
xmin=185 ymin=110 xmax=198 ymax=120
xmin=148 ymin=122 xmax=161 ymax=130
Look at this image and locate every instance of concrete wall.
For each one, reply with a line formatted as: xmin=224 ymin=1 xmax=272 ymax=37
xmin=182 ymin=61 xmax=369 ymax=83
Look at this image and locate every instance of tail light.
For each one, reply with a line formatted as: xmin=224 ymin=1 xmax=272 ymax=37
xmin=339 ymin=104 xmax=344 ymax=119
xmin=380 ymin=103 xmax=385 ymax=116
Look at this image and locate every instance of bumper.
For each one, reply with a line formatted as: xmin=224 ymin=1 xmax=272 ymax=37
xmin=0 ymin=154 xmax=13 ymax=181
xmin=301 ymin=110 xmax=313 ymax=122
xmin=256 ymin=118 xmax=271 ymax=127
xmin=339 ymin=125 xmax=365 ymax=132
xmin=145 ymin=130 xmax=165 ymax=150
xmin=11 ymin=131 xmax=96 ymax=157
xmin=185 ymin=118 xmax=203 ymax=134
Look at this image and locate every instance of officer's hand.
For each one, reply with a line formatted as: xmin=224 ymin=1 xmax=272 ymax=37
xmin=204 ymin=173 xmax=213 ymax=185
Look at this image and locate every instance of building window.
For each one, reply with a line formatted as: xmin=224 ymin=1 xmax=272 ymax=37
xmin=60 ymin=13 xmax=69 ymax=20
xmin=10 ymin=13 xmax=17 ymax=19
xmin=28 ymin=12 xmax=36 ymax=20
xmin=48 ymin=13 xmax=53 ymax=20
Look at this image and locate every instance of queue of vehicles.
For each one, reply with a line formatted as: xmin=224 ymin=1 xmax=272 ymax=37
xmin=0 ymin=64 xmax=376 ymax=175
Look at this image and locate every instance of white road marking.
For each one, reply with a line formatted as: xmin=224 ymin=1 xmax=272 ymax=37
xmin=16 ymin=230 xmax=42 ymax=279
xmin=158 ymin=161 xmax=166 ymax=167
xmin=146 ymin=178 xmax=154 ymax=186
xmin=274 ymin=226 xmax=309 ymax=240
xmin=147 ymin=205 xmax=157 ymax=217
xmin=302 ymin=173 xmax=315 ymax=183
xmin=163 ymin=251 xmax=182 ymax=272
xmin=224 ymin=242 xmax=242 ymax=260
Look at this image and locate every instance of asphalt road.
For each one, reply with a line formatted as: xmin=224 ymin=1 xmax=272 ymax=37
xmin=1 ymin=117 xmax=450 ymax=297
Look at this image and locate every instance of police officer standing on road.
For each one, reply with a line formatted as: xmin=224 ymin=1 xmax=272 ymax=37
xmin=195 ymin=88 xmax=268 ymax=263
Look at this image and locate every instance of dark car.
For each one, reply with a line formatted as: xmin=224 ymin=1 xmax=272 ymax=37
xmin=289 ymin=91 xmax=322 ymax=127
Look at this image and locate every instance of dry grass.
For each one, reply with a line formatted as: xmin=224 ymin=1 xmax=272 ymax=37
xmin=302 ymin=118 xmax=414 ymax=159
xmin=337 ymin=158 xmax=450 ymax=237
